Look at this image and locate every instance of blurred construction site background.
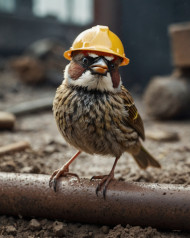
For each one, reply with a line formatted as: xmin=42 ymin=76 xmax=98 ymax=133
xmin=0 ymin=0 xmax=190 ymax=90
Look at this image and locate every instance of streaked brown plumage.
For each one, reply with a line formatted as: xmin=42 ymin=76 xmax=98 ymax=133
xmin=50 ymin=50 xmax=160 ymax=197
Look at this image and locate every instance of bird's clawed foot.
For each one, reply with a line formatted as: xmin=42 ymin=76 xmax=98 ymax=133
xmin=91 ymin=157 xmax=119 ymax=198
xmin=49 ymin=166 xmax=80 ymax=192
xmin=91 ymin=172 xmax=114 ymax=199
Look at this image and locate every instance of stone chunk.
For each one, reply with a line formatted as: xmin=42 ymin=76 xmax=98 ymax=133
xmin=101 ymin=225 xmax=110 ymax=234
xmin=53 ymin=221 xmax=67 ymax=237
xmin=29 ymin=219 xmax=41 ymax=231
xmin=6 ymin=225 xmax=17 ymax=235
xmin=146 ymin=129 xmax=179 ymax=142
xmin=144 ymin=76 xmax=190 ymax=119
xmin=0 ymin=111 xmax=15 ymax=130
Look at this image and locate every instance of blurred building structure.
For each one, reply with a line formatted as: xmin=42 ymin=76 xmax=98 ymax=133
xmin=0 ymin=0 xmax=93 ymax=56
xmin=0 ymin=0 xmax=190 ymax=89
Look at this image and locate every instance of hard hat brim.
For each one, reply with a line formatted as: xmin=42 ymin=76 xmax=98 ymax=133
xmin=64 ymin=49 xmax=129 ymax=66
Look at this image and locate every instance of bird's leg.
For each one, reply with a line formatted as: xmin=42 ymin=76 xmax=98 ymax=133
xmin=49 ymin=150 xmax=81 ymax=192
xmin=91 ymin=157 xmax=120 ymax=198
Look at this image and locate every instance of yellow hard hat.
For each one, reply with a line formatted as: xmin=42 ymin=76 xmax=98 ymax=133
xmin=64 ymin=25 xmax=129 ymax=66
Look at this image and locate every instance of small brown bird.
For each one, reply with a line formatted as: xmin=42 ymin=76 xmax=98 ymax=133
xmin=50 ymin=26 xmax=160 ymax=197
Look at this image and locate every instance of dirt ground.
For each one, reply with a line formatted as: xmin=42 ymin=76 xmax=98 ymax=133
xmin=0 ymin=72 xmax=190 ymax=237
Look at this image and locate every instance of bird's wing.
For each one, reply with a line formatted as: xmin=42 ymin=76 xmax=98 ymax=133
xmin=119 ymin=85 xmax=145 ymax=140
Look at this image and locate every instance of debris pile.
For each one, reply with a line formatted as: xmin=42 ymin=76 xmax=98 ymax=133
xmin=144 ymin=22 xmax=190 ymax=119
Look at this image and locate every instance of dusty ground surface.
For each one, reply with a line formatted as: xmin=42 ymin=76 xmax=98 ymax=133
xmin=0 ymin=72 xmax=190 ymax=237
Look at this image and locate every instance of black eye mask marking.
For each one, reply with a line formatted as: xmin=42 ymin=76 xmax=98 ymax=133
xmin=81 ymin=56 xmax=117 ymax=72
xmin=81 ymin=56 xmax=94 ymax=68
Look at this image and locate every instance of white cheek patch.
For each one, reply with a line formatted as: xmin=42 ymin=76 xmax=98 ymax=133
xmin=70 ymin=71 xmax=97 ymax=89
xmin=67 ymin=70 xmax=114 ymax=92
xmin=105 ymin=56 xmax=114 ymax=61
xmin=88 ymin=53 xmax=98 ymax=58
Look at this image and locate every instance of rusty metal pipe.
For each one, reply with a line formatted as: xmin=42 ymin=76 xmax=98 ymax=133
xmin=0 ymin=172 xmax=190 ymax=231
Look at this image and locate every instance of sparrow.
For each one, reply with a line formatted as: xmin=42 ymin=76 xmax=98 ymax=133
xmin=50 ymin=50 xmax=161 ymax=197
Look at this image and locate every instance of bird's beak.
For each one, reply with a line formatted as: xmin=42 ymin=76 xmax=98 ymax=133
xmin=90 ymin=58 xmax=108 ymax=75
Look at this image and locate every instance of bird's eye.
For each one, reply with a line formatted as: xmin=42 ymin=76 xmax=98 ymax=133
xmin=82 ymin=57 xmax=88 ymax=66
xmin=110 ymin=63 xmax=115 ymax=69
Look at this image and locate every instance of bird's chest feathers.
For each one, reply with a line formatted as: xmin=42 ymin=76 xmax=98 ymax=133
xmin=57 ymin=87 xmax=125 ymax=137
xmin=54 ymin=85 xmax=129 ymax=156
xmin=64 ymin=89 xmax=110 ymax=128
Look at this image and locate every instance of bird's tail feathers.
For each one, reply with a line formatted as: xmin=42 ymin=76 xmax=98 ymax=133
xmin=132 ymin=145 xmax=161 ymax=169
